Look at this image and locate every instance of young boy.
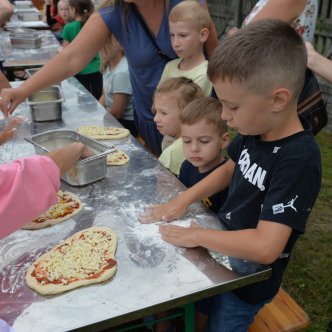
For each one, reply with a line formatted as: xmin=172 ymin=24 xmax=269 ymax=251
xmin=142 ymin=19 xmax=322 ymax=330
xmin=158 ymin=0 xmax=213 ymax=96
xmin=153 ymin=77 xmax=204 ymax=176
xmin=179 ymin=96 xmax=229 ymax=213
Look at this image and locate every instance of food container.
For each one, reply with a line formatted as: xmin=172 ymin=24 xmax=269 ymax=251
xmin=25 ymin=67 xmax=40 ymax=77
xmin=9 ymin=28 xmax=41 ymax=49
xmin=25 ymin=130 xmax=115 ymax=186
xmin=17 ymin=12 xmax=41 ymax=21
xmin=14 ymin=1 xmax=33 ymax=9
xmin=27 ymin=86 xmax=64 ymax=122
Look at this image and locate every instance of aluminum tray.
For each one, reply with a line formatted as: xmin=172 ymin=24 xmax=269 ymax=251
xmin=25 ymin=130 xmax=115 ymax=186
xmin=10 ymin=35 xmax=41 ymax=49
xmin=8 ymin=27 xmax=40 ymax=38
xmin=25 ymin=67 xmax=39 ymax=77
xmin=14 ymin=1 xmax=33 ymax=9
xmin=17 ymin=12 xmax=41 ymax=21
xmin=27 ymin=86 xmax=64 ymax=121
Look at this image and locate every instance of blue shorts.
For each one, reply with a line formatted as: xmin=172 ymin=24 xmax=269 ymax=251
xmin=196 ymin=291 xmax=272 ymax=332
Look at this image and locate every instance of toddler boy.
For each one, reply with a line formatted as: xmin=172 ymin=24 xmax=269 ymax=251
xmin=158 ymin=0 xmax=212 ymax=96
xmin=179 ymin=96 xmax=229 ymax=213
xmin=142 ymin=19 xmax=322 ymax=331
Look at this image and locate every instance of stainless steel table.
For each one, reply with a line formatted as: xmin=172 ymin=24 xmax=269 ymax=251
xmin=0 ymin=78 xmax=271 ymax=332
xmin=0 ymin=30 xmax=58 ymax=69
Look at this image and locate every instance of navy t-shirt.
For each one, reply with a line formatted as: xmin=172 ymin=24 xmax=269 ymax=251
xmin=179 ymin=159 xmax=228 ymax=213
xmin=219 ymin=121 xmax=321 ymax=303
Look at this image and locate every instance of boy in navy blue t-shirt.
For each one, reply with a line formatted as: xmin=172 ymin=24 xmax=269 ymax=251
xmin=179 ymin=96 xmax=229 ymax=213
xmin=142 ymin=19 xmax=322 ymax=331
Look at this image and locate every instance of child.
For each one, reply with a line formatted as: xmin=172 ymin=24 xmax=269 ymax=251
xmin=179 ymin=96 xmax=229 ymax=213
xmin=153 ymin=77 xmax=204 ymax=176
xmin=61 ymin=0 xmax=102 ymax=100
xmin=0 ymin=117 xmax=23 ymax=145
xmin=45 ymin=0 xmax=70 ymax=34
xmin=158 ymin=1 xmax=212 ymax=96
xmin=99 ymin=35 xmax=137 ymax=137
xmin=0 ymin=142 xmax=94 ymax=239
xmin=142 ymin=19 xmax=322 ymax=331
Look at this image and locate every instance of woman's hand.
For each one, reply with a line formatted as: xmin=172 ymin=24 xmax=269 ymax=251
xmin=0 ymin=87 xmax=27 ymax=118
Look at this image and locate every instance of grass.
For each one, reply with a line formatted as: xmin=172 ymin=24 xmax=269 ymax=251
xmin=283 ymin=130 xmax=332 ymax=332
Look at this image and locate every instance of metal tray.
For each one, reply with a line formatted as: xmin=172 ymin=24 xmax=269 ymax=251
xmin=14 ymin=1 xmax=33 ymax=9
xmin=17 ymin=12 xmax=41 ymax=21
xmin=25 ymin=130 xmax=115 ymax=186
xmin=8 ymin=27 xmax=40 ymax=38
xmin=27 ymin=86 xmax=64 ymax=121
xmin=25 ymin=67 xmax=40 ymax=77
xmin=10 ymin=35 xmax=41 ymax=49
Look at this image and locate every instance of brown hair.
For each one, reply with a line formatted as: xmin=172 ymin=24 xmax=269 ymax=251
xmin=68 ymin=0 xmax=94 ymax=25
xmin=99 ymin=34 xmax=124 ymax=72
xmin=169 ymin=1 xmax=211 ymax=31
xmin=181 ymin=97 xmax=227 ymax=136
xmin=208 ymin=19 xmax=307 ymax=98
xmin=152 ymin=77 xmax=204 ymax=114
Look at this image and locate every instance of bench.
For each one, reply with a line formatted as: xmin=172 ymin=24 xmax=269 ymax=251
xmin=249 ymin=288 xmax=309 ymax=332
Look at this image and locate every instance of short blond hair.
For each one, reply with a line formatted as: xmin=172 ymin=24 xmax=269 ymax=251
xmin=181 ymin=97 xmax=227 ymax=137
xmin=169 ymin=1 xmax=211 ymax=31
xmin=152 ymin=77 xmax=204 ymax=114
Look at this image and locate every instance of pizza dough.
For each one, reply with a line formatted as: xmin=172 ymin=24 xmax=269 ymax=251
xmin=23 ymin=191 xmax=83 ymax=230
xmin=107 ymin=149 xmax=129 ymax=166
xmin=26 ymin=226 xmax=117 ymax=295
xmin=77 ymin=125 xmax=130 ymax=140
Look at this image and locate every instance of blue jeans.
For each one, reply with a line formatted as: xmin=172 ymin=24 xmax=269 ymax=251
xmin=196 ymin=291 xmax=272 ymax=332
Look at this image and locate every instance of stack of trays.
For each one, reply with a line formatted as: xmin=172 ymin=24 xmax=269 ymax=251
xmin=14 ymin=1 xmax=34 ymax=9
xmin=9 ymin=27 xmax=41 ymax=49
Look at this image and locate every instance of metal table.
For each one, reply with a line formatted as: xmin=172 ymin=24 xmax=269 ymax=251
xmin=0 ymin=78 xmax=271 ymax=332
xmin=0 ymin=30 xmax=58 ymax=70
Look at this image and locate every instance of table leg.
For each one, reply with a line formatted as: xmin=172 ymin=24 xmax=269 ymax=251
xmin=184 ymin=302 xmax=195 ymax=332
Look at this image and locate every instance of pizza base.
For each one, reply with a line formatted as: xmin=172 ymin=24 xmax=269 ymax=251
xmin=77 ymin=125 xmax=130 ymax=140
xmin=22 ymin=191 xmax=83 ymax=230
xmin=107 ymin=149 xmax=129 ymax=166
xmin=26 ymin=227 xmax=117 ymax=295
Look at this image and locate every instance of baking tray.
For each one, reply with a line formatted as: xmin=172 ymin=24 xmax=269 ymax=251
xmin=17 ymin=12 xmax=41 ymax=21
xmin=14 ymin=1 xmax=33 ymax=9
xmin=27 ymin=86 xmax=64 ymax=121
xmin=25 ymin=130 xmax=115 ymax=186
xmin=10 ymin=35 xmax=41 ymax=49
xmin=8 ymin=27 xmax=40 ymax=38
xmin=25 ymin=67 xmax=40 ymax=77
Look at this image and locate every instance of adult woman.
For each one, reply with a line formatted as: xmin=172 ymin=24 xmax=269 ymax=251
xmin=0 ymin=0 xmax=218 ymax=155
xmin=243 ymin=0 xmax=318 ymax=42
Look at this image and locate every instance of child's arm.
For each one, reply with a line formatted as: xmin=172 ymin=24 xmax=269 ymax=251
xmin=159 ymin=219 xmax=292 ymax=265
xmin=99 ymin=93 xmax=106 ymax=107
xmin=106 ymin=93 xmax=129 ymax=119
xmin=140 ymin=159 xmax=235 ymax=223
xmin=0 ymin=118 xmax=23 ymax=145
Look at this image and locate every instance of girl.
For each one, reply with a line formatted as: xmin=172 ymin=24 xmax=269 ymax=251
xmin=153 ymin=77 xmax=204 ymax=176
xmin=99 ymin=35 xmax=137 ymax=137
xmin=45 ymin=0 xmax=70 ymax=35
xmin=61 ymin=0 xmax=102 ymax=99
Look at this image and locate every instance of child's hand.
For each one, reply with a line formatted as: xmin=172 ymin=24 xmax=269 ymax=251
xmin=0 ymin=117 xmax=24 ymax=144
xmin=139 ymin=197 xmax=188 ymax=224
xmin=159 ymin=222 xmax=201 ymax=247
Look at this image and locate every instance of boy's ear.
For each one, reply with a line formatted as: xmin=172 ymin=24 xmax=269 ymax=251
xmin=271 ymin=88 xmax=292 ymax=113
xmin=221 ymin=132 xmax=230 ymax=149
xmin=200 ymin=27 xmax=209 ymax=43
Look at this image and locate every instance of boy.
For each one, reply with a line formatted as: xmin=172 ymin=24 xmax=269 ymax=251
xmin=158 ymin=0 xmax=213 ymax=96
xmin=142 ymin=19 xmax=322 ymax=331
xmin=179 ymin=96 xmax=229 ymax=213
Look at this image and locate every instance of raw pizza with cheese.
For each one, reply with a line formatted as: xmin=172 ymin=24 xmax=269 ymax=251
xmin=22 ymin=191 xmax=83 ymax=230
xmin=78 ymin=125 xmax=130 ymax=140
xmin=107 ymin=149 xmax=129 ymax=166
xmin=26 ymin=226 xmax=117 ymax=295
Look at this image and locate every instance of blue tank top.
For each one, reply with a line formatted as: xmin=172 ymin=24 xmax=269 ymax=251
xmin=99 ymin=1 xmax=182 ymax=123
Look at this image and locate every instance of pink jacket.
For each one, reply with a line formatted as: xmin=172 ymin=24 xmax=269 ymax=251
xmin=0 ymin=155 xmax=60 ymax=239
